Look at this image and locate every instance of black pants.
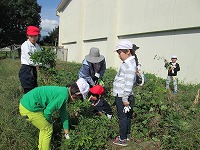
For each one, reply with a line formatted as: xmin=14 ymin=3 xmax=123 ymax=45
xmin=115 ymin=95 xmax=134 ymax=140
xmin=19 ymin=65 xmax=38 ymax=93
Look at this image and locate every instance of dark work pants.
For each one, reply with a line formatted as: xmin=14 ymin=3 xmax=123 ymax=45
xmin=23 ymin=88 xmax=34 ymax=94
xmin=115 ymin=95 xmax=134 ymax=140
xmin=19 ymin=64 xmax=38 ymax=94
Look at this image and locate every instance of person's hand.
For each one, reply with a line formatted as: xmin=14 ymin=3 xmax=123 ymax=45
xmin=74 ymin=108 xmax=80 ymax=117
xmin=95 ymin=73 xmax=100 ymax=78
xmin=123 ymin=101 xmax=130 ymax=106
xmin=75 ymin=111 xmax=78 ymax=117
xmin=93 ymin=76 xmax=99 ymax=84
xmin=123 ymin=106 xmax=131 ymax=113
xmin=64 ymin=133 xmax=70 ymax=139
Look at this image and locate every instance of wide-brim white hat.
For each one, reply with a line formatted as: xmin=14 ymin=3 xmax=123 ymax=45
xmin=85 ymin=47 xmax=105 ymax=63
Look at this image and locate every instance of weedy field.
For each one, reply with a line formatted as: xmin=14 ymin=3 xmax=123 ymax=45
xmin=1 ymin=58 xmax=200 ymax=150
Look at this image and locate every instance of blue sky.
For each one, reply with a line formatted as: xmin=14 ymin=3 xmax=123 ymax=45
xmin=37 ymin=0 xmax=61 ymax=36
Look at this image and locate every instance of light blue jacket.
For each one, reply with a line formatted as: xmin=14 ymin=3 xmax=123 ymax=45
xmin=78 ymin=59 xmax=106 ymax=86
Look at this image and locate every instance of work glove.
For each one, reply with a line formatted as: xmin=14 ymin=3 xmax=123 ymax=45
xmin=94 ymin=73 xmax=100 ymax=85
xmin=64 ymin=133 xmax=70 ymax=139
xmin=95 ymin=73 xmax=100 ymax=78
xmin=123 ymin=106 xmax=131 ymax=113
xmin=107 ymin=114 xmax=112 ymax=119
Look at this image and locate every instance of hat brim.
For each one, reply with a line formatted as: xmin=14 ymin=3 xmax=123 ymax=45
xmin=85 ymin=55 xmax=104 ymax=63
xmin=27 ymin=33 xmax=39 ymax=36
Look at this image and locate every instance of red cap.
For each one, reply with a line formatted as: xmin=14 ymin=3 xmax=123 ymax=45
xmin=26 ymin=26 xmax=40 ymax=36
xmin=90 ymin=85 xmax=104 ymax=95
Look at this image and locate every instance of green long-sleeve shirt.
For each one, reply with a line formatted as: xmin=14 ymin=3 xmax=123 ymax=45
xmin=20 ymin=86 xmax=69 ymax=130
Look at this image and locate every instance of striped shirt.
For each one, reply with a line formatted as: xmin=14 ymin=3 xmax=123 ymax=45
xmin=113 ymin=56 xmax=136 ymax=102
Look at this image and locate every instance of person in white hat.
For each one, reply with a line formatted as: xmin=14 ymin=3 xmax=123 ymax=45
xmin=78 ymin=47 xmax=106 ymax=87
xmin=112 ymin=40 xmax=139 ymax=146
xmin=19 ymin=78 xmax=89 ymax=150
xmin=164 ymin=55 xmax=180 ymax=94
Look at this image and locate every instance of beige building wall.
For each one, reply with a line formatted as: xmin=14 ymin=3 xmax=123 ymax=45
xmin=57 ymin=0 xmax=200 ymax=84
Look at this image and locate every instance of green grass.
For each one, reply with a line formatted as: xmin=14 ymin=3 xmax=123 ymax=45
xmin=0 ymin=59 xmax=38 ymax=150
xmin=1 ymin=58 xmax=200 ymax=150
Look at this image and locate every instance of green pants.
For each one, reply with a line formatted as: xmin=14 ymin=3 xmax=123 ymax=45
xmin=19 ymin=103 xmax=53 ymax=150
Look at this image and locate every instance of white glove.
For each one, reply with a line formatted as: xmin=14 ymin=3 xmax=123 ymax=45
xmin=107 ymin=114 xmax=112 ymax=119
xmin=123 ymin=106 xmax=131 ymax=113
xmin=95 ymin=73 xmax=100 ymax=78
xmin=65 ymin=133 xmax=70 ymax=139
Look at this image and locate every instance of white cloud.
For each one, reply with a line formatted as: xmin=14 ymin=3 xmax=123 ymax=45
xmin=40 ymin=19 xmax=59 ymax=36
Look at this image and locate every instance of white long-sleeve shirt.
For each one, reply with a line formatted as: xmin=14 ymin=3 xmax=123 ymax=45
xmin=113 ymin=56 xmax=137 ymax=102
xmin=20 ymin=39 xmax=41 ymax=66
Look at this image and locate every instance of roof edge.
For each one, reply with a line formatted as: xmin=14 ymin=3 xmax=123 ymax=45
xmin=56 ymin=0 xmax=71 ymax=12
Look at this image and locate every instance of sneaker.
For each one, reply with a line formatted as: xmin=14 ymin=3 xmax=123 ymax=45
xmin=113 ymin=137 xmax=128 ymax=146
xmin=127 ymin=134 xmax=130 ymax=141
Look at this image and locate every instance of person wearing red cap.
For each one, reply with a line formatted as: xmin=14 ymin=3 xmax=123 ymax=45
xmin=19 ymin=26 xmax=41 ymax=94
xmin=89 ymin=85 xmax=113 ymax=119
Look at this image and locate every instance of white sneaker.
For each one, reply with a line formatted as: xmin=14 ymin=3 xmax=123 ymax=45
xmin=107 ymin=114 xmax=112 ymax=119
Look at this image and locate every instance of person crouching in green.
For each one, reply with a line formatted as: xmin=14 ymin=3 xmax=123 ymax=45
xmin=19 ymin=78 xmax=89 ymax=150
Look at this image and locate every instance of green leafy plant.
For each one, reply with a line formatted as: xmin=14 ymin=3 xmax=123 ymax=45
xmin=29 ymin=47 xmax=57 ymax=85
xmin=1 ymin=59 xmax=200 ymax=149
xmin=30 ymin=47 xmax=57 ymax=68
